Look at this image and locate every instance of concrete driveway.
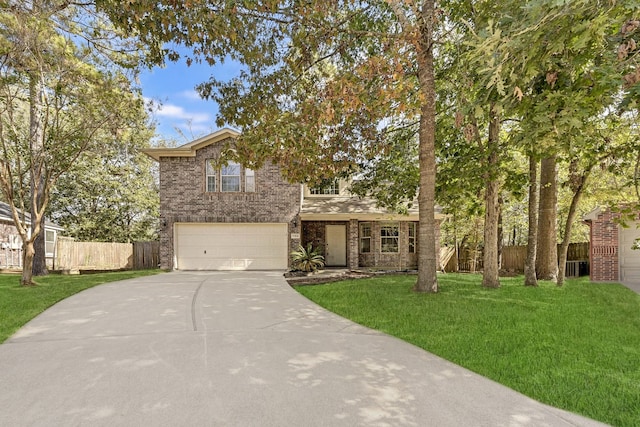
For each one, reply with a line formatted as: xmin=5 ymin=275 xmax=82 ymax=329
xmin=0 ymin=271 xmax=605 ymax=426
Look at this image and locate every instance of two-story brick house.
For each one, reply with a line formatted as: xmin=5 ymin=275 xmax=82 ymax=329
xmin=144 ymin=129 xmax=443 ymax=271
xmin=584 ymin=206 xmax=640 ymax=284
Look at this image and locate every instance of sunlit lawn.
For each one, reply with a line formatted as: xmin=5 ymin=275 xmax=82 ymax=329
xmin=0 ymin=270 xmax=162 ymax=344
xmin=296 ymin=273 xmax=640 ymax=427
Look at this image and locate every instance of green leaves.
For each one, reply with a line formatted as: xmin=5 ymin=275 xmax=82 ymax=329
xmin=291 ymin=243 xmax=325 ymax=272
xmin=0 ymin=1 xmax=156 ymax=244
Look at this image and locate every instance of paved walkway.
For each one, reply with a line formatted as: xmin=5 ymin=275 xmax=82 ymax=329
xmin=622 ymin=281 xmax=640 ymax=294
xmin=0 ymin=272 xmax=606 ymax=426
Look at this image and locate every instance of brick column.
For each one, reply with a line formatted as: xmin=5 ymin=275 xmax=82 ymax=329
xmin=349 ymin=219 xmax=359 ymax=270
xmin=590 ymin=211 xmax=619 ymax=282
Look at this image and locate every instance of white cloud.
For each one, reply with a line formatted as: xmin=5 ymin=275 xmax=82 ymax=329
xmin=144 ymin=97 xmax=217 ymax=141
xmin=178 ymin=90 xmax=204 ymax=101
xmin=155 ymin=103 xmax=210 ymax=123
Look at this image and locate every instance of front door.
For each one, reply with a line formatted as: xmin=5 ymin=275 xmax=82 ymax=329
xmin=325 ymin=225 xmax=347 ymax=266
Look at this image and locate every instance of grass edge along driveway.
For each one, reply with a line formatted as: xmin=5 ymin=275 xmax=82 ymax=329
xmin=296 ymin=274 xmax=640 ymax=427
xmin=0 ymin=270 xmax=162 ymax=344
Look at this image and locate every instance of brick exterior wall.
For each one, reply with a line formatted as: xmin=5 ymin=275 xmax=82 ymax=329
xmin=301 ymin=219 xmax=442 ymax=270
xmin=588 ymin=210 xmax=619 ymax=282
xmin=158 ymin=138 xmax=301 ymax=270
xmin=302 ymin=220 xmax=352 ymax=267
xmin=349 ymin=219 xmax=359 ymax=270
xmin=358 ymin=221 xmax=418 ymax=269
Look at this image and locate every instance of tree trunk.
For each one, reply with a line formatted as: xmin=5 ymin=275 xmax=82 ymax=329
xmin=414 ymin=0 xmax=438 ymax=293
xmin=524 ymin=154 xmax=539 ymax=286
xmin=497 ymin=196 xmax=503 ymax=270
xmin=29 ymin=71 xmax=48 ymax=277
xmin=472 ymin=218 xmax=481 ymax=273
xmin=453 ymin=216 xmax=459 ymax=272
xmin=482 ymin=105 xmax=501 ymax=288
xmin=32 ymin=212 xmax=48 ymax=276
xmin=20 ymin=240 xmax=36 ymax=286
xmin=536 ymin=155 xmax=558 ymax=281
xmin=557 ymin=167 xmax=591 ymax=286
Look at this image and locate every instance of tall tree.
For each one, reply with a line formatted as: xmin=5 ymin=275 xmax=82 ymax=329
xmin=471 ymin=0 xmax=639 ymax=284
xmin=482 ymin=105 xmax=501 ymax=288
xmin=29 ymin=61 xmax=47 ymax=277
xmin=0 ymin=1 xmax=147 ymax=285
xmin=413 ymin=0 xmax=439 ymax=292
xmin=536 ymin=156 xmax=558 ymax=281
xmin=524 ymin=154 xmax=539 ymax=286
xmin=49 ymin=120 xmax=158 ymax=243
xmin=440 ymin=0 xmax=512 ymax=288
xmin=101 ymin=0 xmax=443 ymax=292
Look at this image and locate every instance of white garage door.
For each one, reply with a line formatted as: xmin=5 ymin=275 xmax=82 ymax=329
xmin=619 ymin=222 xmax=640 ymax=284
xmin=174 ymin=223 xmax=288 ymax=270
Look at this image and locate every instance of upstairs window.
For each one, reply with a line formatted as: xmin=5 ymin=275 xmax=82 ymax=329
xmin=221 ymin=162 xmax=241 ymax=192
xmin=310 ymin=180 xmax=339 ymax=195
xmin=206 ymin=159 xmax=255 ymax=193
xmin=381 ymin=223 xmax=399 ymax=253
xmin=206 ymin=160 xmax=217 ymax=192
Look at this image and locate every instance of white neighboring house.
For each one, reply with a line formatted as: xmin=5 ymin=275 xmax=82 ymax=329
xmin=0 ymin=201 xmax=64 ymax=269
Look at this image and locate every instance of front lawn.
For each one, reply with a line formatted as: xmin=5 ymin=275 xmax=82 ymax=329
xmin=296 ymin=274 xmax=640 ymax=427
xmin=0 ymin=270 xmax=162 ymax=344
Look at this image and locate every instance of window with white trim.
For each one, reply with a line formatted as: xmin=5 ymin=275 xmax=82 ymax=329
xmin=310 ymin=180 xmax=339 ymax=195
xmin=245 ymin=168 xmax=255 ymax=192
xmin=206 ymin=160 xmax=216 ymax=192
xmin=206 ymin=160 xmax=256 ymax=193
xmin=381 ymin=223 xmax=399 ymax=253
xmin=408 ymin=223 xmax=416 ymax=253
xmin=359 ymin=222 xmax=371 ymax=253
xmin=45 ymin=230 xmax=56 ymax=256
xmin=221 ymin=162 xmax=241 ymax=192
xmin=8 ymin=234 xmax=21 ymax=250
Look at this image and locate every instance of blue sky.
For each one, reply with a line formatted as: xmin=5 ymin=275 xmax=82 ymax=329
xmin=139 ymin=58 xmax=242 ymax=145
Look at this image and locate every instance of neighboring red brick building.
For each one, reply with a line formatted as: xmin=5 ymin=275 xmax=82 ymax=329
xmin=584 ymin=207 xmax=640 ymax=283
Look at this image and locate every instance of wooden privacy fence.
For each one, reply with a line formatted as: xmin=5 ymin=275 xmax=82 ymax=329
xmin=501 ymin=246 xmax=527 ymax=271
xmin=500 ymin=242 xmax=589 ymax=272
xmin=55 ymin=237 xmax=159 ymax=271
xmin=445 ymin=242 xmax=590 ymax=276
xmin=133 ymin=241 xmax=160 ymax=270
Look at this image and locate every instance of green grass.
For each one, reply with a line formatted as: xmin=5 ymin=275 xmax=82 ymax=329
xmin=0 ymin=270 xmax=162 ymax=344
xmin=296 ymin=274 xmax=640 ymax=427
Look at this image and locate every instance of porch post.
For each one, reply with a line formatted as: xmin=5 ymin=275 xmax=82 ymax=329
xmin=349 ymin=219 xmax=359 ymax=270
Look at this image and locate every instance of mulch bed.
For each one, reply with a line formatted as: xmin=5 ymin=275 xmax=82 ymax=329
xmin=286 ymin=269 xmax=417 ymax=286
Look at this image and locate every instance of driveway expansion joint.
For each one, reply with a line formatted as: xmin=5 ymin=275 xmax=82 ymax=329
xmin=190 ymin=278 xmax=206 ymax=331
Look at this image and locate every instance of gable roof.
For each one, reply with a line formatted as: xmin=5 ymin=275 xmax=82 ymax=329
xmin=583 ymin=206 xmax=603 ymax=222
xmin=0 ymin=202 xmax=64 ymax=231
xmin=143 ymin=128 xmax=240 ymax=161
